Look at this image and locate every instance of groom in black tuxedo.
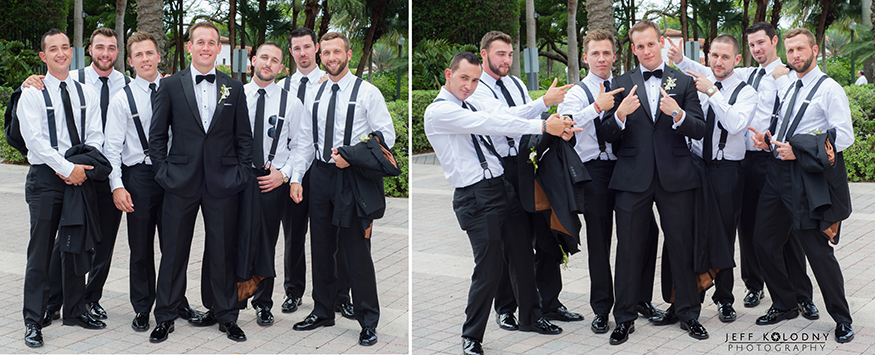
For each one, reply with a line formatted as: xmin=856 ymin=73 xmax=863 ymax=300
xmin=600 ymin=19 xmax=707 ymax=345
xmin=147 ymin=21 xmax=253 ymax=343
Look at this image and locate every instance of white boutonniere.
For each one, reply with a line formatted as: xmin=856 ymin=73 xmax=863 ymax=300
xmin=806 ymin=128 xmax=825 ymax=135
xmin=358 ymin=134 xmax=370 ymax=143
xmin=218 ymin=85 xmax=231 ymax=104
xmin=528 ymin=146 xmax=539 ymax=173
xmin=663 ymin=76 xmax=677 ymax=91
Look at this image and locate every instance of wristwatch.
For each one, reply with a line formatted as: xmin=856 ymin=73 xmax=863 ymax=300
xmin=706 ymin=85 xmax=718 ymax=96
xmin=281 ymin=171 xmax=290 ymax=184
xmin=671 ymin=108 xmax=682 ymax=119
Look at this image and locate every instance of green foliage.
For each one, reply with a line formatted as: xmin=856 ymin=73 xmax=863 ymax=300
xmin=0 ymin=40 xmax=42 ymax=88
xmin=412 ymin=39 xmax=478 ymax=90
xmin=384 ymin=100 xmax=409 ymax=197
xmin=413 ymin=0 xmax=519 ymax=48
xmin=841 ymin=25 xmax=873 ymax=66
xmin=0 ymin=0 xmax=68 ymax=49
xmin=370 ymin=70 xmax=409 ymax=102
xmin=0 ymin=86 xmax=14 ymax=105
xmin=411 ymin=90 xmax=438 ymax=154
xmin=822 ymin=56 xmax=853 ymax=87
xmin=845 ymin=85 xmax=875 ymax=134
xmin=844 ymin=133 xmax=875 ymax=182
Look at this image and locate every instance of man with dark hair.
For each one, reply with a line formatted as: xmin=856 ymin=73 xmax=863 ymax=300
xmin=671 ymin=33 xmax=758 ymax=322
xmin=18 ymin=28 xmax=105 ymax=348
xmin=148 ymin=21 xmax=253 ymax=343
xmin=468 ymin=30 xmax=578 ymax=331
xmin=670 ymin=22 xmax=820 ymax=320
xmin=749 ymin=28 xmax=855 ymax=343
xmin=244 ymin=42 xmax=307 ymax=325
xmin=425 ymin=51 xmax=579 ymax=355
xmin=557 ymin=28 xmax=664 ymax=335
xmin=288 ymin=31 xmax=394 ymax=346
xmin=277 ymin=27 xmax=354 ymax=318
xmin=601 ymin=19 xmax=707 ymax=344
xmin=855 ymin=70 xmax=867 ymax=85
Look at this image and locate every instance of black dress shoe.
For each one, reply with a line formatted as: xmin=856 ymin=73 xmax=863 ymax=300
xmin=836 ymin=322 xmax=854 ymax=343
xmin=636 ymin=301 xmax=664 ymax=318
xmin=177 ymin=305 xmax=205 ymax=320
xmin=24 ymin=324 xmax=42 ymax=348
xmin=591 ymin=313 xmax=609 ymax=334
xmin=649 ymin=306 xmax=678 ymax=325
xmin=495 ymin=312 xmax=519 ymax=330
xmin=609 ymin=321 xmax=634 ymax=345
xmin=335 ymin=302 xmax=354 ymax=319
xmin=188 ymin=310 xmax=218 ymax=327
xmin=253 ymin=304 xmax=274 ymax=326
xmin=63 ymin=312 xmax=106 ymax=329
xmin=462 ymin=336 xmax=483 ymax=355
xmin=282 ymin=296 xmax=301 ymax=313
xmin=86 ymin=302 xmax=108 ymax=320
xmin=756 ymin=307 xmax=799 ymax=325
xmin=293 ymin=314 xmax=335 ymax=331
xmin=359 ymin=326 xmax=377 ymax=346
xmin=42 ymin=309 xmax=59 ymax=327
xmin=519 ymin=317 xmax=562 ymax=334
xmin=798 ymin=301 xmax=819 ymax=320
xmin=149 ymin=321 xmax=174 ymax=343
xmin=744 ymin=289 xmax=764 ymax=308
xmin=680 ymin=319 xmax=709 ymax=339
xmin=543 ymin=306 xmax=584 ymax=322
xmin=219 ymin=321 xmax=247 ymax=342
xmin=715 ymin=300 xmax=737 ymax=322
xmin=132 ymin=312 xmax=150 ymax=331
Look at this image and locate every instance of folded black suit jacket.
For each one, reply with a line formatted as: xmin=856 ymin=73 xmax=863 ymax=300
xmin=336 ymin=131 xmax=400 ymax=233
xmin=149 ymin=68 xmax=253 ymax=198
xmin=600 ymin=65 xmax=706 ymax=193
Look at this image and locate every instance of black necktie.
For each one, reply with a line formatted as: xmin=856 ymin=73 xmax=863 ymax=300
xmin=323 ymin=84 xmax=340 ymax=162
xmin=255 ymin=88 xmax=266 ymax=168
xmin=496 ymin=79 xmax=516 ymax=106
xmin=99 ymin=76 xmax=109 ymax=128
xmin=149 ymin=83 xmax=158 ymax=108
xmin=603 ymin=80 xmax=611 ymax=91
xmin=776 ymin=80 xmax=804 ymax=143
xmin=297 ymin=76 xmax=309 ymax=102
xmin=643 ymin=69 xmax=663 ymax=81
xmin=196 ymin=74 xmax=216 ymax=84
xmin=752 ymin=68 xmax=766 ymax=90
xmin=59 ymin=82 xmax=81 ymax=146
xmin=703 ymin=82 xmax=723 ymax=162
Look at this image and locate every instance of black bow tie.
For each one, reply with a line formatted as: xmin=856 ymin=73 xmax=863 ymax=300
xmin=196 ymin=74 xmax=216 ymax=84
xmin=643 ymin=69 xmax=663 ymax=81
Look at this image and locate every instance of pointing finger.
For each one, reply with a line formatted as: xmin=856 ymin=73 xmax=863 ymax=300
xmin=607 ymin=88 xmax=625 ymax=96
xmin=626 ymin=85 xmax=638 ymax=97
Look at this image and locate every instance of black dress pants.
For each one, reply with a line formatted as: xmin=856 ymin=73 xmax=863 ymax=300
xmin=706 ymin=160 xmax=743 ymax=304
xmin=455 ymin=177 xmax=542 ymax=342
xmin=23 ymin=165 xmax=87 ymax=325
xmin=251 ymin=183 xmax=290 ymax=309
xmin=308 ymin=161 xmax=379 ymax=328
xmin=753 ymin=159 xmax=851 ymax=324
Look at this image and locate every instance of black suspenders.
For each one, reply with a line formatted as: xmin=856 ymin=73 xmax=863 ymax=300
xmin=311 ymin=78 xmax=364 ymax=159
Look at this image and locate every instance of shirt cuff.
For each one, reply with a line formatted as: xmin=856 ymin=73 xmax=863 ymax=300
xmin=614 ymin=113 xmax=626 ymax=130
xmin=56 ymin=161 xmax=75 ymax=179
xmin=582 ymin=104 xmax=599 ymax=121
xmin=671 ymin=111 xmax=686 ymax=129
xmin=110 ymin=177 xmax=125 ymax=191
xmin=535 ymin=97 xmax=548 ymax=110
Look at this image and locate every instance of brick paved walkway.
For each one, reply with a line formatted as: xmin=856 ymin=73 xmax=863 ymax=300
xmin=0 ymin=163 xmax=409 ymax=353
xmin=412 ymin=154 xmax=875 ymax=355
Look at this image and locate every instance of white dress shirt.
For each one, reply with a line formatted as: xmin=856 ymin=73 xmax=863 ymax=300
xmin=290 ymin=70 xmax=395 ymax=184
xmin=558 ymin=72 xmax=617 ymax=162
xmin=675 ymin=55 xmax=785 ymax=151
xmin=772 ymin=66 xmax=854 ymax=158
xmin=687 ymin=71 xmax=758 ymax=161
xmin=855 ymin=75 xmax=868 ymax=85
xmin=104 ymin=75 xmax=160 ymax=190
xmin=613 ymin=63 xmax=687 ymax=129
xmin=17 ymin=72 xmax=104 ymax=177
xmin=469 ymin=72 xmax=547 ymax=157
xmin=190 ymin=65 xmax=218 ymax=129
xmin=280 ymin=67 xmax=326 ymax=103
xmin=425 ymin=88 xmax=543 ymax=188
xmin=76 ymin=64 xmax=130 ymax=102
xmin=244 ymin=81 xmax=306 ymax=178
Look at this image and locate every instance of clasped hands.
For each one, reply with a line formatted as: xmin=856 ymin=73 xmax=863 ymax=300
xmin=748 ymin=127 xmax=796 ymax=160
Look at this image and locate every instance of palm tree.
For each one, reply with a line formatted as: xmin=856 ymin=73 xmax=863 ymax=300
xmin=136 ymin=0 xmax=165 ymax=73
xmin=115 ymin=0 xmax=127 ymax=73
xmin=567 ymin=0 xmax=580 ymax=83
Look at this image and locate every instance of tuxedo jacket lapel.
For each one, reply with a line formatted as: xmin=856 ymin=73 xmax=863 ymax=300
xmin=630 ymin=67 xmax=652 ymax=120
xmin=208 ymin=73 xmax=227 ymax=134
xmin=180 ymin=68 xmax=206 ymax=132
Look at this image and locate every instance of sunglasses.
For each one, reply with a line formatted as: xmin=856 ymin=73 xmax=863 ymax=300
xmin=267 ymin=115 xmax=282 ymax=139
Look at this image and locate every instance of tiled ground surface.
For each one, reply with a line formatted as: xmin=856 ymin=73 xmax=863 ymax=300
xmin=0 ymin=163 xmax=409 ymax=353
xmin=412 ymin=153 xmax=875 ymax=355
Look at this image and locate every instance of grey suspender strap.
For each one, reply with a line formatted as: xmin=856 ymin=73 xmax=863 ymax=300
xmin=40 ymin=86 xmax=58 ymax=150
xmin=267 ymin=88 xmax=289 ymax=165
xmin=576 ymin=81 xmax=608 ymax=157
xmin=342 ymin=78 xmax=364 ymax=146
xmin=747 ymin=70 xmax=757 ymax=85
xmin=284 ymin=76 xmax=291 ymax=91
xmin=766 ymin=84 xmax=797 ymax=146
xmin=311 ymin=81 xmax=328 ymax=156
xmin=124 ymin=75 xmax=131 ymax=85
xmin=79 ymin=68 xmax=85 ymax=84
xmin=482 ymin=80 xmax=519 ymax=155
xmin=73 ymin=80 xmax=86 ymax=143
xmin=434 ymin=97 xmax=500 ymax=179
xmin=714 ymin=82 xmax=747 ymax=158
xmin=509 ymin=76 xmax=527 ymax=101
xmin=783 ymin=75 xmax=829 ymax=139
xmin=123 ymin=85 xmax=150 ymax=157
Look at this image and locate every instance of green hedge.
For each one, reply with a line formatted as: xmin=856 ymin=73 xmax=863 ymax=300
xmin=384 ymin=99 xmax=409 ymax=197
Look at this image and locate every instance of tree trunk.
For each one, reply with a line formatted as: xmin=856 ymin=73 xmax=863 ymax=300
xmin=355 ymin=0 xmax=388 ymax=78
xmin=176 ymin=0 xmax=184 ymax=73
xmin=692 ymin=7 xmax=698 ymax=42
xmin=318 ymin=0 xmax=331 ymax=39
xmin=567 ymin=0 xmax=579 ymax=83
xmin=865 ymin=0 xmax=872 ymax=26
xmin=586 ymin=0 xmax=614 ymax=33
xmin=230 ymin=0 xmax=237 ymax=80
xmin=753 ymin=0 xmax=767 ymax=23
xmin=525 ymin=0 xmax=537 ymax=87
xmin=136 ymin=0 xmax=166 ymax=73
xmin=74 ymin=0 xmax=83 ymax=47
xmin=742 ymin=0 xmax=751 ymax=66
xmin=303 ymin=0 xmax=318 ymax=30
xmin=257 ymin=0 xmax=266 ymax=49
xmin=769 ymin=0 xmax=782 ymax=30
xmin=680 ymin=0 xmax=689 ymax=43
xmin=704 ymin=0 xmax=717 ymax=60
xmin=115 ymin=0 xmax=127 ymax=73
